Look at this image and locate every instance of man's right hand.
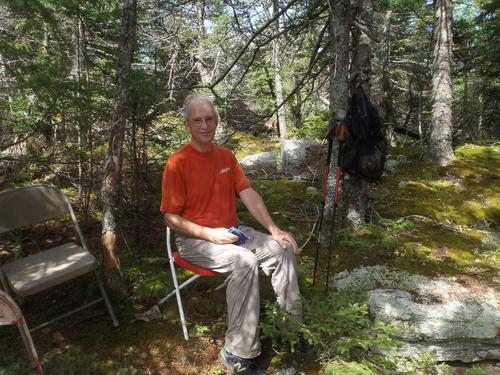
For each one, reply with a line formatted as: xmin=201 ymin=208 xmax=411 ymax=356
xmin=205 ymin=227 xmax=239 ymax=245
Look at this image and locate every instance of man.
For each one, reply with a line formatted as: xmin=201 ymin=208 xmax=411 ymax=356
xmin=161 ymin=94 xmax=302 ymax=375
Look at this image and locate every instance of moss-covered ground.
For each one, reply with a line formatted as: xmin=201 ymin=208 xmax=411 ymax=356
xmin=0 ymin=142 xmax=498 ymax=374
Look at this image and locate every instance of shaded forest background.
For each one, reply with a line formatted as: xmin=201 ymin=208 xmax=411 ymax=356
xmin=0 ymin=0 xmax=498 ymax=283
xmin=0 ymin=1 xmax=499 ymax=374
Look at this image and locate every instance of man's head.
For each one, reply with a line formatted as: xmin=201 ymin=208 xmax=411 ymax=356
xmin=181 ymin=94 xmax=219 ymax=152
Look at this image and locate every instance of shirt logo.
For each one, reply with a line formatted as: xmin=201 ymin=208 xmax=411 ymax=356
xmin=219 ymin=167 xmax=230 ymax=174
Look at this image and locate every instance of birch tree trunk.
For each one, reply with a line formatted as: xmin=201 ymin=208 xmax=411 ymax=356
xmin=101 ymin=0 xmax=137 ymax=277
xmin=325 ymin=0 xmax=350 ymax=215
xmin=271 ymin=0 xmax=288 ymax=173
xmin=429 ymin=0 xmax=454 ymax=166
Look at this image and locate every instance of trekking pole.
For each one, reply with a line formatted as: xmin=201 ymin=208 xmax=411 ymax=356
xmin=324 ymin=121 xmax=349 ymax=291
xmin=312 ymin=128 xmax=334 ymax=286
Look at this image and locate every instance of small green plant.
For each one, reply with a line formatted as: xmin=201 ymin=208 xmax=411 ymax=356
xmin=260 ymin=300 xmax=317 ymax=353
xmin=324 ymin=361 xmax=377 ymax=375
xmin=378 ymin=218 xmax=416 ymax=231
xmin=465 ymin=364 xmax=487 ymax=375
xmin=395 ymin=352 xmax=453 ymax=375
xmin=305 ymin=293 xmax=398 ymax=363
xmin=260 ymin=292 xmax=400 ymax=373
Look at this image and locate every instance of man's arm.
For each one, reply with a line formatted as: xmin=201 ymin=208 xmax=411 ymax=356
xmin=164 ymin=213 xmax=238 ymax=245
xmin=238 ymin=188 xmax=298 ymax=253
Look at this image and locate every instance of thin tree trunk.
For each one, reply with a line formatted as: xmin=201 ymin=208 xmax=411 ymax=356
xmin=101 ymin=0 xmax=137 ymax=276
xmin=429 ymin=0 xmax=454 ymax=166
xmin=326 ymin=0 xmax=350 ymax=215
xmin=272 ymin=0 xmax=287 ymax=173
xmin=381 ymin=9 xmax=395 ymax=141
xmin=194 ymin=0 xmax=211 ymax=86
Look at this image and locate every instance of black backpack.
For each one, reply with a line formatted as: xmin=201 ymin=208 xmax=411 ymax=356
xmin=342 ymin=87 xmax=387 ymax=182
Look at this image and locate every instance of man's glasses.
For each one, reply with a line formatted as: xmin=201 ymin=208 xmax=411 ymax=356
xmin=188 ymin=116 xmax=217 ymax=126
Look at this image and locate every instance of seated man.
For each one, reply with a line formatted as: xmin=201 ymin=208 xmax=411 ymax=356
xmin=161 ymin=94 xmax=302 ymax=375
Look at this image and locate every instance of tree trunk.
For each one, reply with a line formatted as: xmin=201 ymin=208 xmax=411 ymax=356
xmin=381 ymin=9 xmax=395 ymax=142
xmin=71 ymin=8 xmax=90 ymax=209
xmin=101 ymin=0 xmax=137 ymax=277
xmin=346 ymin=0 xmax=374 ymax=227
xmin=429 ymin=0 xmax=454 ymax=166
xmin=326 ymin=0 xmax=350 ymax=215
xmin=194 ymin=0 xmax=212 ymax=86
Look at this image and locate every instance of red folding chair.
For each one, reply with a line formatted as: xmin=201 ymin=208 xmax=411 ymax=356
xmin=0 ymin=289 xmax=44 ymax=375
xmin=157 ymin=226 xmax=225 ymax=340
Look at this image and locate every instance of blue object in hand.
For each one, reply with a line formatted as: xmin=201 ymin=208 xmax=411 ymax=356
xmin=228 ymin=226 xmax=250 ymax=245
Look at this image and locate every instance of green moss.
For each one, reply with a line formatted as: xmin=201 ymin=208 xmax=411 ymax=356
xmin=231 ymin=133 xmax=279 ymax=159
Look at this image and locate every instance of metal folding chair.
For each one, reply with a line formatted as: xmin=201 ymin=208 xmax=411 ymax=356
xmin=0 ymin=184 xmax=119 ymax=331
xmin=0 ymin=289 xmax=43 ymax=374
xmin=157 ymin=226 xmax=225 ymax=340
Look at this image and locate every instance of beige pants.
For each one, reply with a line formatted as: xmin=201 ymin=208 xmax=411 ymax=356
xmin=175 ymin=225 xmax=302 ymax=359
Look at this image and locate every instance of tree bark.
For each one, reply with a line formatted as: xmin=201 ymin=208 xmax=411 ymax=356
xmin=346 ymin=0 xmax=374 ymax=227
xmin=326 ymin=0 xmax=350 ymax=215
xmin=429 ymin=0 xmax=454 ymax=166
xmin=101 ymin=0 xmax=137 ymax=275
xmin=268 ymin=0 xmax=288 ymax=173
xmin=381 ymin=9 xmax=395 ymax=142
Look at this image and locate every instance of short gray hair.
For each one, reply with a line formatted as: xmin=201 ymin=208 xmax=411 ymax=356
xmin=180 ymin=94 xmax=219 ymax=121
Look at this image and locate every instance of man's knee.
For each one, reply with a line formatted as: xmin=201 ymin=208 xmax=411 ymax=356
xmin=233 ymin=249 xmax=258 ymax=270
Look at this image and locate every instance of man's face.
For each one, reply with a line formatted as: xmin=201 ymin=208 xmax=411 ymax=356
xmin=185 ymin=100 xmax=218 ymax=150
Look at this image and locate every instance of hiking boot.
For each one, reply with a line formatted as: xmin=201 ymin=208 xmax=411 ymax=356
xmin=297 ymin=335 xmax=315 ymax=353
xmin=218 ymin=348 xmax=266 ymax=375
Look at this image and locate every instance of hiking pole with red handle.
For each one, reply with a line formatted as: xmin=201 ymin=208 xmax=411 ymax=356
xmin=312 ymin=121 xmax=349 ymax=286
xmin=312 ymin=127 xmax=334 ymax=286
xmin=324 ymin=121 xmax=349 ymax=291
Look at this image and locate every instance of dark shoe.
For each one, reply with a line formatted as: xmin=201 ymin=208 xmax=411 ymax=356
xmin=219 ymin=349 xmax=266 ymax=375
xmin=297 ymin=335 xmax=315 ymax=353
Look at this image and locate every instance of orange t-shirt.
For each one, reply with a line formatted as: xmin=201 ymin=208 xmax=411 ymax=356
xmin=160 ymin=143 xmax=251 ymax=228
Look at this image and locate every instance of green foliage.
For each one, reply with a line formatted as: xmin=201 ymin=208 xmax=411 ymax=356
xmin=260 ymin=292 xmax=399 ymax=372
xmin=465 ymin=364 xmax=487 ymax=375
xmin=288 ymin=111 xmax=329 ymax=140
xmin=395 ymin=352 xmax=453 ymax=375
xmin=260 ymin=300 xmax=317 ymax=353
xmin=324 ymin=361 xmax=377 ymax=375
xmin=378 ymin=218 xmax=416 ymax=231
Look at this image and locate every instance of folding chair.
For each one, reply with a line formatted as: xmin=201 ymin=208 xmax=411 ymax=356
xmin=157 ymin=226 xmax=225 ymax=340
xmin=0 ymin=184 xmax=119 ymax=332
xmin=0 ymin=290 xmax=43 ymax=375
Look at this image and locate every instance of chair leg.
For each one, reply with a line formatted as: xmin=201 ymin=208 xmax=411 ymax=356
xmin=168 ymin=259 xmax=189 ymax=340
xmin=17 ymin=318 xmax=44 ymax=375
xmin=94 ymin=271 xmax=119 ymax=328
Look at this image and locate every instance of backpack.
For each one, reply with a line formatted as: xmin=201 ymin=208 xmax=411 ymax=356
xmin=342 ymin=87 xmax=387 ymax=182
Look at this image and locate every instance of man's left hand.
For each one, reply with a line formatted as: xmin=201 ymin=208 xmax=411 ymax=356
xmin=271 ymin=229 xmax=298 ymax=254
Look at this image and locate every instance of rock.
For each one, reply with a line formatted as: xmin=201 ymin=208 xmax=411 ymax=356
xmin=398 ymin=181 xmax=409 ymax=188
xmin=306 ymin=186 xmax=318 ymax=194
xmin=332 ymin=266 xmax=500 ymax=362
xmin=385 ymin=159 xmax=400 ymax=172
xmin=281 ymin=139 xmax=322 ymax=178
xmin=240 ymin=151 xmax=277 ymax=177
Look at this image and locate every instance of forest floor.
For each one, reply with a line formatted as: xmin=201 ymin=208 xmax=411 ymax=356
xmin=0 ymin=141 xmax=498 ymax=375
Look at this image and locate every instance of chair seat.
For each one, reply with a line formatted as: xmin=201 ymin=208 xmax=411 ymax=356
xmin=2 ymin=242 xmax=96 ymax=297
xmin=173 ymin=251 xmax=218 ymax=277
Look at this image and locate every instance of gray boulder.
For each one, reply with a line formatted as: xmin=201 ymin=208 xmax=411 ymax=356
xmin=281 ymin=139 xmax=322 ymax=178
xmin=240 ymin=151 xmax=277 ymax=177
xmin=332 ymin=266 xmax=500 ymax=362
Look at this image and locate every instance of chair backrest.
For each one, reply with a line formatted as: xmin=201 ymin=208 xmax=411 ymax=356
xmin=0 ymin=289 xmax=23 ymax=326
xmin=0 ymin=185 xmax=72 ymax=234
